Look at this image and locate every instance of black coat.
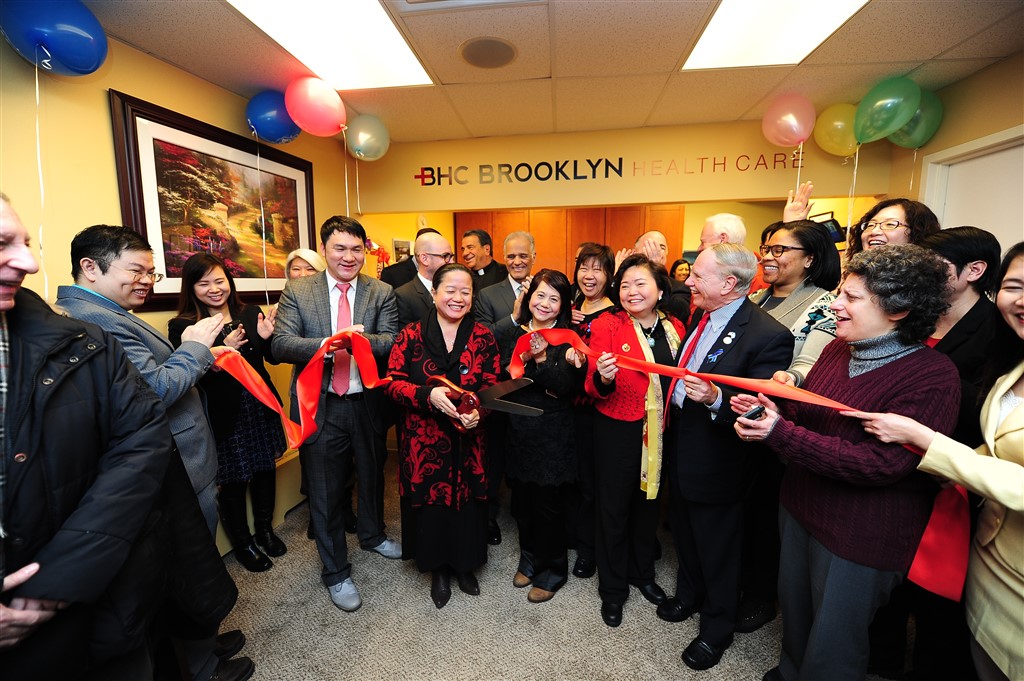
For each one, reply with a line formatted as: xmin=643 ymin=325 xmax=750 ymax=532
xmin=934 ymin=296 xmax=996 ymax=447
xmin=2 ymin=290 xmax=236 ymax=672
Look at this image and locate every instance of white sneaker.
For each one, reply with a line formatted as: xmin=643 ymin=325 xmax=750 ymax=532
xmin=328 ymin=578 xmax=361 ymax=611
xmin=368 ymin=537 xmax=402 ymax=559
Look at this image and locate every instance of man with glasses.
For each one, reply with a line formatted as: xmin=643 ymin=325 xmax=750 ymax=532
xmin=395 ymin=231 xmax=455 ymax=327
xmin=55 ymin=225 xmax=253 ymax=681
xmin=380 ymin=226 xmax=442 ymax=289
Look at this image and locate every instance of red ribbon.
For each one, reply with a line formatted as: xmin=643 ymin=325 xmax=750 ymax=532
xmin=214 ymin=330 xmax=391 ymax=448
xmin=511 ymin=327 xmax=970 ymax=601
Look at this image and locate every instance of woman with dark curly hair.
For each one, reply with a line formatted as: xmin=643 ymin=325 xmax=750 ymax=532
xmin=843 ymin=242 xmax=1024 ymax=681
xmin=845 ymin=198 xmax=941 ymax=262
xmin=731 ymin=244 xmax=962 ymax=681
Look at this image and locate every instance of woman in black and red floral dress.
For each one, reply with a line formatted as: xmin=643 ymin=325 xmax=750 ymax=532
xmin=385 ymin=263 xmax=501 ymax=609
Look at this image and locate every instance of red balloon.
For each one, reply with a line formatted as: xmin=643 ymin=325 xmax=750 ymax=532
xmin=284 ymin=77 xmax=347 ymax=137
xmin=762 ymin=93 xmax=816 ymax=147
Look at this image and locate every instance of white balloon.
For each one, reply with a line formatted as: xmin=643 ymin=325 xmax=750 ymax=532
xmin=345 ymin=114 xmax=391 ymax=161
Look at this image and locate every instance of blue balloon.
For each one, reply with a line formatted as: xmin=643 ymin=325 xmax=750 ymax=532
xmin=0 ymin=0 xmax=108 ymax=76
xmin=246 ymin=90 xmax=301 ymax=144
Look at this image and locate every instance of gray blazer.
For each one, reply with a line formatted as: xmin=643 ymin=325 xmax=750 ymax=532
xmin=272 ymin=272 xmax=399 ymax=440
xmin=54 ymin=285 xmax=218 ymax=495
xmin=475 ymin=278 xmax=518 ymax=337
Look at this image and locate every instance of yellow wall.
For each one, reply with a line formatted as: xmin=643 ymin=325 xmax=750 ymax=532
xmin=889 ymin=52 xmax=1024 ymax=198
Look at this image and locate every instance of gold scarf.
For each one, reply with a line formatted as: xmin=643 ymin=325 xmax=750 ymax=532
xmin=633 ymin=311 xmax=681 ymax=499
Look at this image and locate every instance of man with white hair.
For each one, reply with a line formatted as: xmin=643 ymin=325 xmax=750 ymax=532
xmin=658 ymin=244 xmax=793 ymax=672
xmin=698 ymin=214 xmax=748 ymax=251
xmin=395 ymin=231 xmax=455 ymax=327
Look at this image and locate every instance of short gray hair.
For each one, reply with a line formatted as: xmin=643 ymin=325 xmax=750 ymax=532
xmin=503 ymin=231 xmax=535 ymax=255
xmin=706 ymin=213 xmax=747 ymax=244
xmin=708 ymin=243 xmax=756 ymax=292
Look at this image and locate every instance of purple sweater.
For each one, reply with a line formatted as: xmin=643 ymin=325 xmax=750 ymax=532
xmin=768 ymin=339 xmax=961 ymax=571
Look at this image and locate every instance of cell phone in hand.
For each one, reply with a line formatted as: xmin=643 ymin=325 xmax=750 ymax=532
xmin=742 ymin=405 xmax=766 ymax=420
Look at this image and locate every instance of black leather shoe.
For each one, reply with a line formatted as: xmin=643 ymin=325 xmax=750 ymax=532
xmin=234 ymin=542 xmax=272 ymax=572
xmin=657 ymin=597 xmax=696 ymax=623
xmin=762 ymin=668 xmax=785 ymax=681
xmin=681 ymin=635 xmax=732 ymax=671
xmin=735 ymin=598 xmax=777 ymax=633
xmin=306 ymin=521 xmax=315 ymax=540
xmin=214 ymin=629 xmax=246 ymax=660
xmin=211 ymin=655 xmax=255 ymax=681
xmin=601 ymin=601 xmax=623 ymax=628
xmin=455 ymin=571 xmax=480 ymax=596
xmin=634 ymin=581 xmax=667 ymax=605
xmin=344 ymin=514 xmax=358 ymax=534
xmin=487 ymin=519 xmax=502 ymax=545
xmin=254 ymin=529 xmax=287 ymax=558
xmin=572 ymin=556 xmax=596 ymax=578
xmin=431 ymin=570 xmax=451 ymax=609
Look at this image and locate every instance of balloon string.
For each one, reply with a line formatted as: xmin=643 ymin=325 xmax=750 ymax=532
xmin=355 ymin=158 xmax=362 ymax=215
xmin=341 ymin=129 xmax=350 ymax=216
xmin=33 ymin=49 xmax=50 ymax=303
xmin=847 ymin=145 xmax=860 ymax=236
xmin=909 ymin=149 xmax=919 ymax=195
xmin=249 ymin=124 xmax=271 ymax=308
xmin=795 ymin=141 xmax=803 ymax=190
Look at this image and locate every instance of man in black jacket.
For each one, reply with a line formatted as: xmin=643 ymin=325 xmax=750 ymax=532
xmin=0 ymin=196 xmax=246 ymax=680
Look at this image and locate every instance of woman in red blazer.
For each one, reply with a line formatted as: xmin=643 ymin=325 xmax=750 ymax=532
xmin=584 ymin=253 xmax=686 ymax=627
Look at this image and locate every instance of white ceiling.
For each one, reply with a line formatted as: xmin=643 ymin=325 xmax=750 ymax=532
xmin=83 ymin=0 xmax=1024 ymax=143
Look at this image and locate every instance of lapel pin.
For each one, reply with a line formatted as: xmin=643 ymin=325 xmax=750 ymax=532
xmin=622 ymin=343 xmax=631 ymax=353
xmin=722 ymin=331 xmax=736 ymax=345
xmin=707 ymin=349 xmax=724 ymax=363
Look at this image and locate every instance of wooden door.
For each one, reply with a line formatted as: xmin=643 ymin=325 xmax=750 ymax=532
xmin=645 ymin=204 xmax=685 ymax=263
xmin=529 ymin=209 xmax=568 ymax=275
xmin=566 ymin=207 xmax=605 ymax=275
xmin=605 ymin=206 xmax=644 ymax=252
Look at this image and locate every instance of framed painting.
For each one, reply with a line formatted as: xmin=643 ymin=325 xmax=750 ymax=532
xmin=392 ymin=239 xmax=412 ymax=262
xmin=109 ymin=89 xmax=315 ymax=310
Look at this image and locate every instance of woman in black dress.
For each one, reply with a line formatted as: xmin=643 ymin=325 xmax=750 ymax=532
xmin=169 ymin=253 xmax=287 ymax=572
xmin=498 ymin=269 xmax=585 ymax=603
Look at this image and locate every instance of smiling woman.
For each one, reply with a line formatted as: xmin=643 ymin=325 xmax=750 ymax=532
xmin=846 ymin=198 xmax=941 ymax=262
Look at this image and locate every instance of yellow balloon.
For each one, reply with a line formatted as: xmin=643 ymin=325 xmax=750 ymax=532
xmin=814 ymin=103 xmax=858 ymax=157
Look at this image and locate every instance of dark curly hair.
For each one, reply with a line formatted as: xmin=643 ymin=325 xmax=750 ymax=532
xmin=514 ymin=269 xmax=573 ymax=327
xmin=845 ymin=244 xmax=951 ymax=345
xmin=847 ymin=198 xmax=940 ymax=261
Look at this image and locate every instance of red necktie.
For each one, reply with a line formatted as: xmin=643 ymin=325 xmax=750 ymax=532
xmin=677 ymin=313 xmax=709 ymax=370
xmin=332 ymin=282 xmax=352 ymax=395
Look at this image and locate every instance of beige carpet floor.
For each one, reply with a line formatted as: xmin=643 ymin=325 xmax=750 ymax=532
xmin=221 ymin=463 xmax=894 ymax=680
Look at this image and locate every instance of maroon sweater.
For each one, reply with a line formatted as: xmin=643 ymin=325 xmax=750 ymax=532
xmin=767 ymin=340 xmax=960 ymax=571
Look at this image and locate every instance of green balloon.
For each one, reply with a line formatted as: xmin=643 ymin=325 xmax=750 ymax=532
xmin=854 ymin=77 xmax=922 ymax=144
xmin=888 ymin=90 xmax=944 ymax=149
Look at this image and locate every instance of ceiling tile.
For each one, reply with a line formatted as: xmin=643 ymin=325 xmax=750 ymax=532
xmin=805 ymin=1 xmax=1023 ymax=65
xmin=554 ymin=74 xmax=669 ymax=132
xmin=550 ymin=0 xmax=715 ymax=77
xmin=399 ymin=4 xmax=551 ymax=84
xmin=939 ymin=8 xmax=1024 ymax=59
xmin=340 ymin=86 xmax=470 ymax=142
xmin=648 ymin=67 xmax=793 ymax=125
xmin=444 ymin=80 xmax=554 ymax=137
xmin=906 ymin=58 xmax=1003 ymax=91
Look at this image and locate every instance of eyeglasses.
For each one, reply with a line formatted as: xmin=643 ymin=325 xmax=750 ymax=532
xmin=759 ymin=244 xmax=807 ymax=257
xmin=424 ymin=252 xmax=455 ymax=262
xmin=858 ymin=220 xmax=908 ymax=233
xmin=109 ymin=263 xmax=165 ymax=282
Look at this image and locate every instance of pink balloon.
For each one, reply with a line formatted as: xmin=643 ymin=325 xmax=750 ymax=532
xmin=762 ymin=94 xmax=816 ymax=147
xmin=284 ymin=77 xmax=347 ymax=137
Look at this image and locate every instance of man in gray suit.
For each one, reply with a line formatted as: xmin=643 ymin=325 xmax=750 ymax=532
xmin=473 ymin=230 xmax=536 ymax=544
xmin=394 ymin=230 xmax=454 ymax=327
xmin=54 ymin=225 xmax=253 ymax=681
xmin=272 ymin=215 xmax=400 ymax=612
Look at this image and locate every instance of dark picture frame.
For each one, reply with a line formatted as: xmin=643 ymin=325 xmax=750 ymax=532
xmin=109 ymin=89 xmax=315 ymax=311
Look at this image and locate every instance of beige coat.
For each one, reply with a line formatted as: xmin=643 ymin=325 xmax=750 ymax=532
xmin=920 ymin=361 xmax=1024 ymax=679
